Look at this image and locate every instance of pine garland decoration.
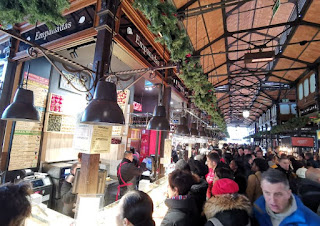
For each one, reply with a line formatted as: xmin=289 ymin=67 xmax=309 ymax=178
xmin=0 ymin=0 xmax=70 ymax=29
xmin=133 ymin=0 xmax=227 ymax=133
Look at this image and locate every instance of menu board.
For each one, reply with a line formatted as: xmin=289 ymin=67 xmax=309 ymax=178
xmin=9 ymin=72 xmax=49 ymax=170
xmin=44 ymin=93 xmax=86 ymax=134
xmin=46 ymin=113 xmax=77 ymax=133
xmin=112 ymin=90 xmax=129 ymax=136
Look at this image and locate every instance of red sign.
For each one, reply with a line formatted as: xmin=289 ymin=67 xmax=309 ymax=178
xmin=133 ymin=101 xmax=142 ymax=112
xmin=291 ymin=137 xmax=314 ymax=147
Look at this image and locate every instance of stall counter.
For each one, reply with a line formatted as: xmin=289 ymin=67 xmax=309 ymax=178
xmin=97 ymin=176 xmax=169 ymax=225
xmin=26 ymin=203 xmax=74 ymax=226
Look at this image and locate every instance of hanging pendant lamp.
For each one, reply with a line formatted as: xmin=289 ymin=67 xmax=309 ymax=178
xmin=80 ymin=80 xmax=125 ymax=125
xmin=146 ymin=105 xmax=170 ymax=131
xmin=146 ymin=82 xmax=170 ymax=131
xmin=190 ymin=122 xmax=199 ymax=137
xmin=175 ymin=116 xmax=190 ymax=136
xmin=1 ymin=88 xmax=39 ymax=122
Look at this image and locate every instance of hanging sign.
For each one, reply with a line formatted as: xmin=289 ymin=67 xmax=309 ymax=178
xmin=118 ymin=14 xmax=162 ymax=67
xmin=291 ymin=137 xmax=314 ymax=147
xmin=18 ymin=5 xmax=95 ymax=52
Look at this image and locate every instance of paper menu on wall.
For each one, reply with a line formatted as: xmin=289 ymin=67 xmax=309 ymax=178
xmin=9 ymin=73 xmax=49 ymax=171
xmin=73 ymin=125 xmax=112 ymax=154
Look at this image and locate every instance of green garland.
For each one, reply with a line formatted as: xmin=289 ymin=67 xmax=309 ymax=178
xmin=270 ymin=116 xmax=310 ymax=134
xmin=245 ymin=117 xmax=311 ymax=138
xmin=133 ymin=0 xmax=227 ymax=133
xmin=0 ymin=0 xmax=70 ymax=29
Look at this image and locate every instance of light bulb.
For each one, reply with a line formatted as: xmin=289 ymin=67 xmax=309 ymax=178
xmin=243 ymin=110 xmax=250 ymax=118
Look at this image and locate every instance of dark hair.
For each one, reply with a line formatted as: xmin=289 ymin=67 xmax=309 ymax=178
xmin=78 ymin=152 xmax=83 ymax=161
xmin=215 ymin=167 xmax=234 ymax=180
xmin=253 ymin=158 xmax=269 ymax=172
xmin=120 ymin=190 xmax=155 ymax=226
xmin=267 ymin=154 xmax=276 ymax=161
xmin=0 ymin=183 xmax=32 ymax=226
xmin=279 ymin=156 xmax=289 ymax=162
xmin=175 ymin=159 xmax=190 ymax=172
xmin=261 ymin=168 xmax=289 ymax=188
xmin=305 ymin=152 xmax=313 ymax=159
xmin=207 ymin=152 xmax=220 ymax=164
xmin=244 ymin=154 xmax=253 ymax=163
xmin=212 ymin=148 xmax=222 ymax=157
xmin=256 ymin=149 xmax=263 ymax=154
xmin=168 ymin=169 xmax=194 ymax=195
xmin=124 ymin=150 xmax=133 ymax=157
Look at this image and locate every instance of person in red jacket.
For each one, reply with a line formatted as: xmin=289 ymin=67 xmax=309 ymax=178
xmin=205 ymin=152 xmax=220 ymax=199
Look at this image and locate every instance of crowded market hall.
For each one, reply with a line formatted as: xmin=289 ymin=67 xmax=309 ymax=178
xmin=1 ymin=0 xmax=320 ymax=225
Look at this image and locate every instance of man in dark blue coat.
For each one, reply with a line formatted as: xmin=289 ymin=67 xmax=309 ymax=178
xmin=253 ymin=169 xmax=320 ymax=226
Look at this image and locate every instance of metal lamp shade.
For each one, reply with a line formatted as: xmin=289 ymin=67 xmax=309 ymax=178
xmin=80 ymin=81 xmax=125 ymax=126
xmin=190 ymin=123 xmax=198 ymax=137
xmin=175 ymin=117 xmax=190 ymax=136
xmin=1 ymin=88 xmax=39 ymax=122
xmin=198 ymin=126 xmax=206 ymax=138
xmin=146 ymin=105 xmax=170 ymax=131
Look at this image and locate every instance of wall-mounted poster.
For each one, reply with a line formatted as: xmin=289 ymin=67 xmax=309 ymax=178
xmin=73 ymin=125 xmax=112 ymax=154
xmin=59 ymin=71 xmax=86 ymax=94
xmin=9 ymin=72 xmax=49 ymax=170
xmin=44 ymin=93 xmax=85 ymax=134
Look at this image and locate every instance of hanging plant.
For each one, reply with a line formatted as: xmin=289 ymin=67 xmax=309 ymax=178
xmin=133 ymin=0 xmax=227 ymax=133
xmin=270 ymin=116 xmax=311 ymax=134
xmin=0 ymin=0 xmax=70 ymax=29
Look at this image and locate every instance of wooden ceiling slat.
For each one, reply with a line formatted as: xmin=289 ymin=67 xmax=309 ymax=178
xmin=303 ymin=0 xmax=320 ymax=24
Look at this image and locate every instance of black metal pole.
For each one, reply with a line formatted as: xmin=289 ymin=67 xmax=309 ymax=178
xmin=154 ymin=131 xmax=160 ymax=180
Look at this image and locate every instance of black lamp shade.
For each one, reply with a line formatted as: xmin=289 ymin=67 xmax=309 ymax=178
xmin=1 ymin=88 xmax=39 ymax=122
xmin=175 ymin=116 xmax=190 ymax=136
xmin=80 ymin=81 xmax=125 ymax=126
xmin=198 ymin=126 xmax=206 ymax=138
xmin=190 ymin=123 xmax=198 ymax=137
xmin=146 ymin=105 xmax=170 ymax=131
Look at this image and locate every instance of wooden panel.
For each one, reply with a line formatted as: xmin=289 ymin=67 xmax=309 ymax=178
xmin=303 ymin=0 xmax=320 ymax=24
xmin=41 ymin=132 xmax=78 ymax=162
xmin=299 ymin=32 xmax=320 ymax=63
xmin=78 ymin=153 xmax=100 ymax=194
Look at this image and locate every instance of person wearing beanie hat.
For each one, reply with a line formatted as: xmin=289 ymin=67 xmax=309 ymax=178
xmin=211 ymin=178 xmax=239 ymax=196
xmin=203 ymin=179 xmax=252 ymax=226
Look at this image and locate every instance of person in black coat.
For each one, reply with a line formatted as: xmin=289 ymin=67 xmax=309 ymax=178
xmin=161 ymin=170 xmax=200 ymax=226
xmin=117 ymin=150 xmax=146 ymax=200
xmin=203 ymin=178 xmax=252 ymax=226
xmin=61 ymin=163 xmax=81 ymax=217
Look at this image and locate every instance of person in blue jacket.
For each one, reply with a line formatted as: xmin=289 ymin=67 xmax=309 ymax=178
xmin=253 ymin=168 xmax=320 ymax=226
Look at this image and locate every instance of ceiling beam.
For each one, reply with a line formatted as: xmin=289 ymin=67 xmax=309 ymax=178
xmin=208 ymin=66 xmax=310 ymax=78
xmin=177 ymin=0 xmax=198 ymax=12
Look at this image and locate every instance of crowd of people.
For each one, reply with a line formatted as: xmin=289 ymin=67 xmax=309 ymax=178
xmin=116 ymin=143 xmax=320 ymax=225
xmin=1 ymin=143 xmax=320 ymax=225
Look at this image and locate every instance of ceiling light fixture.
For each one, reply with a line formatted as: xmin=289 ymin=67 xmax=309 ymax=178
xmin=243 ymin=110 xmax=250 ymax=118
xmin=1 ymin=63 xmax=39 ymax=122
xmin=146 ymin=83 xmax=170 ymax=131
xmin=175 ymin=116 xmax=190 ymax=136
xmin=80 ymin=80 xmax=125 ymax=125
xmin=244 ymin=51 xmax=275 ymax=63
